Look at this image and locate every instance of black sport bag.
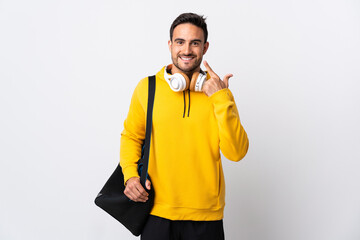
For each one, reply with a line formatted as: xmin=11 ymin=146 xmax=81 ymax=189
xmin=95 ymin=75 xmax=156 ymax=236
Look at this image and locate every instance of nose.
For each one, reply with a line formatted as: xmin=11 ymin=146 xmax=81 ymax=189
xmin=183 ymin=43 xmax=192 ymax=55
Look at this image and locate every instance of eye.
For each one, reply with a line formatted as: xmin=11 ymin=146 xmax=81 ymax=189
xmin=176 ymin=40 xmax=184 ymax=45
xmin=192 ymin=41 xmax=200 ymax=46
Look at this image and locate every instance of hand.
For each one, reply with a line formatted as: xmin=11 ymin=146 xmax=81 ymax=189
xmin=202 ymin=61 xmax=233 ymax=97
xmin=124 ymin=177 xmax=151 ymax=202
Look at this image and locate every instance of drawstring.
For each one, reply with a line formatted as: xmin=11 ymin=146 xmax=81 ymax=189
xmin=183 ymin=91 xmax=186 ymax=118
xmin=182 ymin=90 xmax=191 ymax=118
xmin=187 ymin=89 xmax=190 ymax=117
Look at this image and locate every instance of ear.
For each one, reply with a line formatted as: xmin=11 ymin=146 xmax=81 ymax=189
xmin=168 ymin=40 xmax=172 ymax=51
xmin=203 ymin=42 xmax=209 ymax=55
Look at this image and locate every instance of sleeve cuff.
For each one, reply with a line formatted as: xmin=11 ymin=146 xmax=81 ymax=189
xmin=209 ymin=88 xmax=234 ymax=103
xmin=122 ymin=165 xmax=139 ymax=186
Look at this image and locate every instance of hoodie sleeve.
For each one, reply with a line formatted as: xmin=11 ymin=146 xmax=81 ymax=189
xmin=120 ymin=78 xmax=148 ymax=185
xmin=209 ymin=88 xmax=249 ymax=161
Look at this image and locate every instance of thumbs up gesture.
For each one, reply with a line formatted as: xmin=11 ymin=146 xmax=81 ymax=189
xmin=202 ymin=61 xmax=233 ymax=97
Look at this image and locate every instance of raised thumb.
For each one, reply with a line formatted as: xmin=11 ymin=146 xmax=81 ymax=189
xmin=223 ymin=74 xmax=233 ymax=88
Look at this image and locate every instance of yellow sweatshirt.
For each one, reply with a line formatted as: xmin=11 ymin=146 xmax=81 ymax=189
xmin=120 ymin=66 xmax=249 ymax=221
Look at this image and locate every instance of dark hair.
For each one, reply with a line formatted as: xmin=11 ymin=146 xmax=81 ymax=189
xmin=170 ymin=13 xmax=208 ymax=43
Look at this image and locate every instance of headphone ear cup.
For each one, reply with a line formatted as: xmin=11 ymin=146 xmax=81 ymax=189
xmin=169 ymin=72 xmax=190 ymax=92
xmin=189 ymin=72 xmax=199 ymax=91
xmin=190 ymin=72 xmax=206 ymax=92
xmin=179 ymin=72 xmax=190 ymax=90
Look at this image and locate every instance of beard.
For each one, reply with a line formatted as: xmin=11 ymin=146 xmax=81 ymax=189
xmin=172 ymin=54 xmax=202 ymax=74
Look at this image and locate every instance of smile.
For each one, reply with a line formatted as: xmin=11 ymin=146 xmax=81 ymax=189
xmin=180 ymin=56 xmax=195 ymax=62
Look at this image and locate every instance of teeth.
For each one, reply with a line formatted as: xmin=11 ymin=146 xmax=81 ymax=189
xmin=181 ymin=57 xmax=193 ymax=60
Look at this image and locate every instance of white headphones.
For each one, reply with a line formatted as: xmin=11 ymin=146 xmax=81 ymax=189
xmin=164 ymin=65 xmax=207 ymax=92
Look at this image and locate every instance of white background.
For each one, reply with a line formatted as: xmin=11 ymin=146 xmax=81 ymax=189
xmin=1 ymin=0 xmax=359 ymax=239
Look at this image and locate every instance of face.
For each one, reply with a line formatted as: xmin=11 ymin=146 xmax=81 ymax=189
xmin=168 ymin=23 xmax=209 ymax=75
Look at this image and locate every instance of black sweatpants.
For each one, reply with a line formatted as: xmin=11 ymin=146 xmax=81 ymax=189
xmin=141 ymin=215 xmax=225 ymax=240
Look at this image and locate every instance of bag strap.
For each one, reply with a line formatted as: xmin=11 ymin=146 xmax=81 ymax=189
xmin=140 ymin=75 xmax=156 ymax=187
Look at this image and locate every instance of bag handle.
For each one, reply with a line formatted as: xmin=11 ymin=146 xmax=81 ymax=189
xmin=140 ymin=75 xmax=156 ymax=187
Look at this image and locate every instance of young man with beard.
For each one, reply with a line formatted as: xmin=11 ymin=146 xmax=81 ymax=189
xmin=120 ymin=13 xmax=249 ymax=240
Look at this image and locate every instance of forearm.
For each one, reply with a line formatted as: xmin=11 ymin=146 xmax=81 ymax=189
xmin=210 ymin=88 xmax=249 ymax=161
xmin=120 ymin=129 xmax=144 ymax=184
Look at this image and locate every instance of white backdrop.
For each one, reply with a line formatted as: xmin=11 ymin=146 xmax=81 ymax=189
xmin=1 ymin=0 xmax=359 ymax=239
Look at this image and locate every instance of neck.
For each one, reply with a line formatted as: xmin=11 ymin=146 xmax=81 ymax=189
xmin=170 ymin=64 xmax=201 ymax=78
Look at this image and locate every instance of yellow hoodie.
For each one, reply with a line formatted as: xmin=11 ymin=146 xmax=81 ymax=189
xmin=120 ymin=66 xmax=249 ymax=221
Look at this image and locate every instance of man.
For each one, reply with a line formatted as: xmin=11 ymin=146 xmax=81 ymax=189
xmin=120 ymin=13 xmax=249 ymax=240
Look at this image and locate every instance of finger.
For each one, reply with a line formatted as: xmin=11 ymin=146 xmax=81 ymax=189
xmin=129 ymin=177 xmax=148 ymax=196
xmin=135 ymin=192 xmax=148 ymax=202
xmin=203 ymin=61 xmax=218 ymax=78
xmin=131 ymin=187 xmax=148 ymax=202
xmin=126 ymin=181 xmax=148 ymax=202
xmin=223 ymin=74 xmax=233 ymax=88
xmin=134 ymin=182 xmax=149 ymax=197
xmin=130 ymin=192 xmax=147 ymax=202
xmin=145 ymin=179 xmax=151 ymax=190
xmin=124 ymin=189 xmax=137 ymax=201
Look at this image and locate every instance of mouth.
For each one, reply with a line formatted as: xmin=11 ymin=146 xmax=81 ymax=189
xmin=179 ymin=55 xmax=195 ymax=63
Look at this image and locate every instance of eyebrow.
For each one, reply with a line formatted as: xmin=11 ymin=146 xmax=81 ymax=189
xmin=174 ymin=38 xmax=203 ymax=43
